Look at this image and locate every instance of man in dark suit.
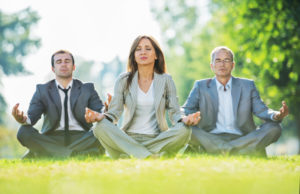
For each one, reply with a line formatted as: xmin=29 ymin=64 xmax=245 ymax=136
xmin=12 ymin=50 xmax=105 ymax=158
xmin=183 ymin=46 xmax=289 ymax=156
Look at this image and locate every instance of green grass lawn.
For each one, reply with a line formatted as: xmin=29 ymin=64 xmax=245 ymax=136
xmin=0 ymin=155 xmax=299 ymax=194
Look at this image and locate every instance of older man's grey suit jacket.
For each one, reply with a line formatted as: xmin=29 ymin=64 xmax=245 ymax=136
xmin=183 ymin=77 xmax=278 ymax=135
xmin=27 ymin=79 xmax=103 ymax=134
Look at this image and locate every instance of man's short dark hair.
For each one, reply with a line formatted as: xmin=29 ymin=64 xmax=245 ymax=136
xmin=51 ymin=50 xmax=74 ymax=67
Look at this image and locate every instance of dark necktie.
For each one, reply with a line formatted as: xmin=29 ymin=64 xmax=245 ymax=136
xmin=224 ymin=86 xmax=227 ymax=92
xmin=58 ymin=86 xmax=71 ymax=146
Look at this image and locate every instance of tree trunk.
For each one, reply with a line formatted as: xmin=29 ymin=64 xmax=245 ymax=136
xmin=297 ymin=118 xmax=300 ymax=154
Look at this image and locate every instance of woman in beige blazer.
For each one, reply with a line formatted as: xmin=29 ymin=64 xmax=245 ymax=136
xmin=85 ymin=35 xmax=200 ymax=159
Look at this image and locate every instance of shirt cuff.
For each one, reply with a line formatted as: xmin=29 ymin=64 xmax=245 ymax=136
xmin=22 ymin=117 xmax=31 ymax=125
xmin=271 ymin=112 xmax=279 ymax=121
xmin=103 ymin=114 xmax=113 ymax=123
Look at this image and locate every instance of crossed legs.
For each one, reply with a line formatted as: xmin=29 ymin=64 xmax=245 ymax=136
xmin=93 ymin=119 xmax=191 ymax=159
xmin=17 ymin=125 xmax=104 ymax=157
xmin=189 ymin=122 xmax=282 ymax=156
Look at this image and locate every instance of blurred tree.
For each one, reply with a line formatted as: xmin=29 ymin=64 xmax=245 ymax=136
xmin=73 ymin=57 xmax=95 ymax=82
xmin=0 ymin=8 xmax=40 ymax=124
xmin=150 ymin=0 xmax=218 ymax=104
xmin=98 ymin=56 xmax=124 ymax=97
xmin=74 ymin=56 xmax=125 ymax=100
xmin=151 ymin=0 xmax=300 ymax=152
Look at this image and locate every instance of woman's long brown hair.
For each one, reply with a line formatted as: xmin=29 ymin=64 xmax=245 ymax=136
xmin=126 ymin=35 xmax=166 ymax=89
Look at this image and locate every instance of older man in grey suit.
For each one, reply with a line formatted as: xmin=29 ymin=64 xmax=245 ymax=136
xmin=12 ymin=50 xmax=105 ymax=158
xmin=183 ymin=46 xmax=289 ymax=156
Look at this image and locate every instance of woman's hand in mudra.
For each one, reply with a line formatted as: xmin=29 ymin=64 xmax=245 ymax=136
xmin=182 ymin=111 xmax=201 ymax=126
xmin=85 ymin=108 xmax=105 ymax=123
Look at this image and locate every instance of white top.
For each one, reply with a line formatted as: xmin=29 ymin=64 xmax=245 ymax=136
xmin=127 ymin=82 xmax=159 ymax=135
xmin=210 ymin=78 xmax=243 ymax=135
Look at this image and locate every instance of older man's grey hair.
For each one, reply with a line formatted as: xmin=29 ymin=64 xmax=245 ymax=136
xmin=211 ymin=46 xmax=234 ymax=64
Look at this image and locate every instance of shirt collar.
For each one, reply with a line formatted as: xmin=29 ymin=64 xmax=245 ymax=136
xmin=55 ymin=79 xmax=73 ymax=90
xmin=216 ymin=77 xmax=232 ymax=91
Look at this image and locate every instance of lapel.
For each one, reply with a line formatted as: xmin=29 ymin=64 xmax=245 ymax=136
xmin=231 ymin=76 xmax=241 ymax=119
xmin=128 ymin=72 xmax=138 ymax=112
xmin=70 ymin=79 xmax=81 ymax=111
xmin=207 ymin=78 xmax=219 ymax=116
xmin=153 ymin=73 xmax=166 ymax=112
xmin=48 ymin=80 xmax=62 ymax=116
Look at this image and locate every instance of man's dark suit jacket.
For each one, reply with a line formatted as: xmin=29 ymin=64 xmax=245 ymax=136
xmin=27 ymin=79 xmax=103 ymax=134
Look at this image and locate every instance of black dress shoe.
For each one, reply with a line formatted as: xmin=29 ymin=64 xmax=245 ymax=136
xmin=71 ymin=149 xmax=103 ymax=157
xmin=235 ymin=148 xmax=267 ymax=157
xmin=185 ymin=144 xmax=206 ymax=153
xmin=22 ymin=150 xmax=36 ymax=159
